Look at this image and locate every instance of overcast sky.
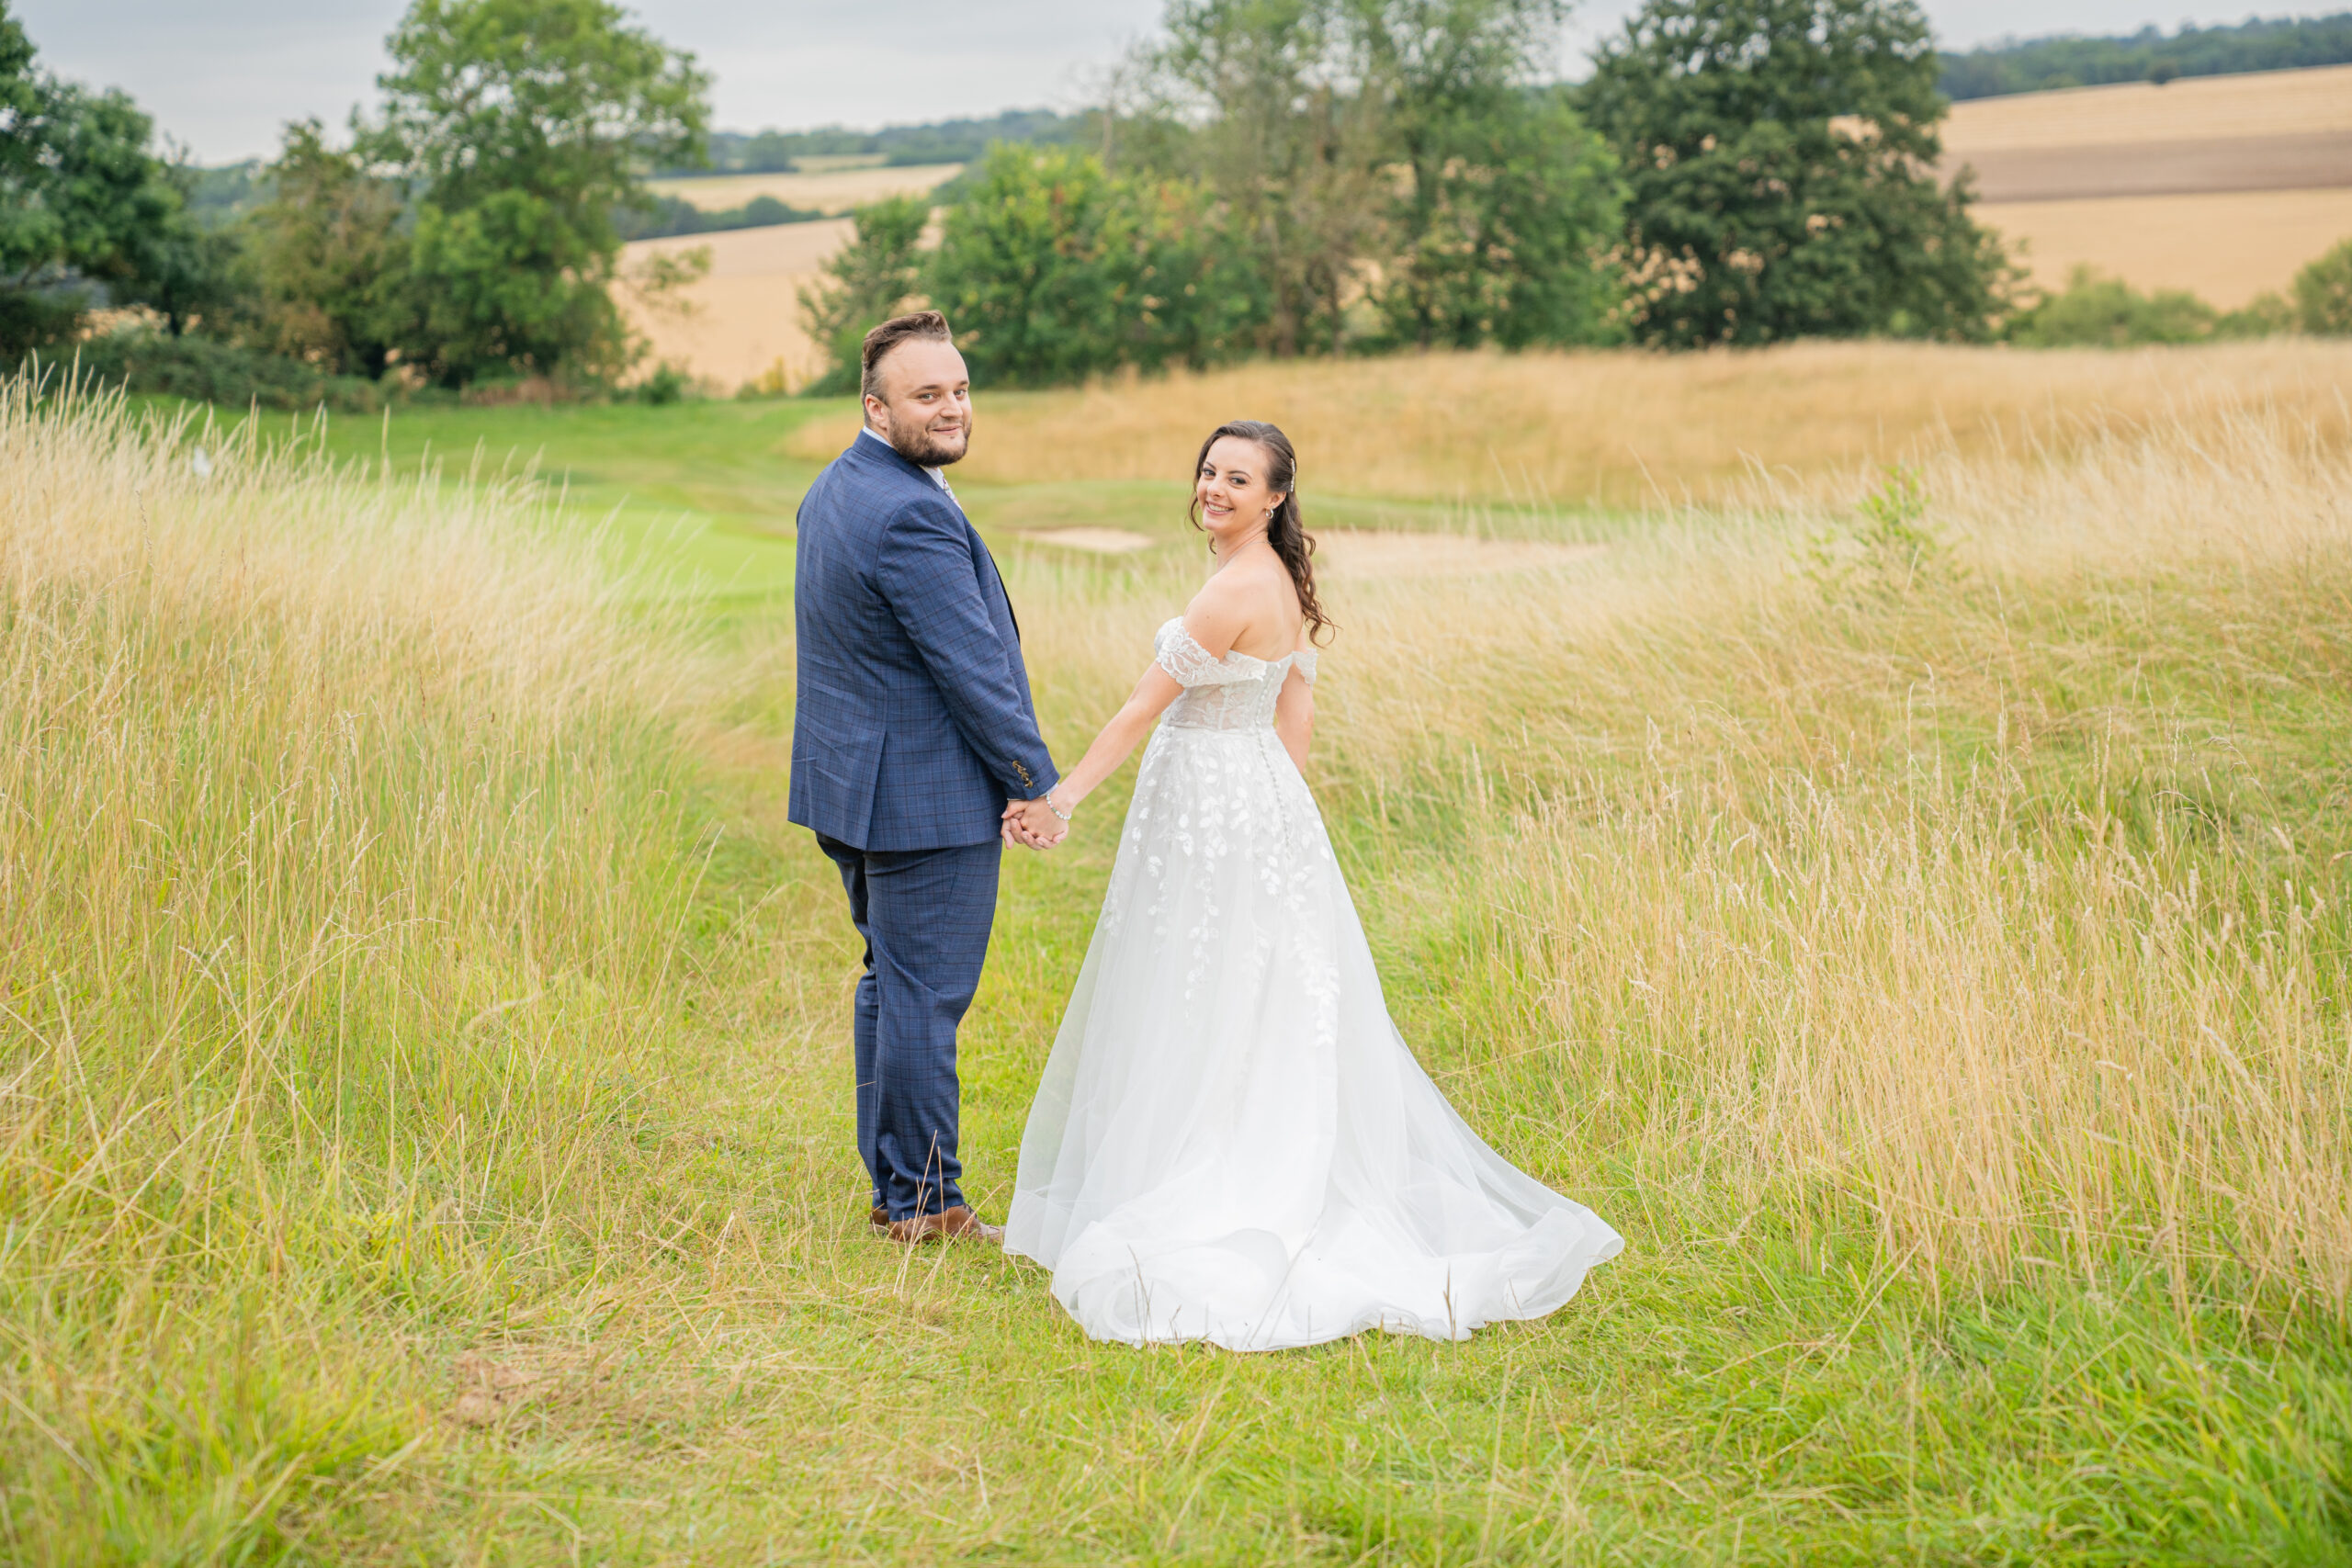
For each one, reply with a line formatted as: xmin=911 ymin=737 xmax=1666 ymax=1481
xmin=15 ymin=0 xmax=2338 ymax=164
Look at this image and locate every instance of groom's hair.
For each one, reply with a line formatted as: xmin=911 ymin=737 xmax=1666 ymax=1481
xmin=861 ymin=311 xmax=955 ymax=404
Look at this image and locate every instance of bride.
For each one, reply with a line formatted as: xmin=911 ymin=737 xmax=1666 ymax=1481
xmin=1001 ymin=420 xmax=1622 ymax=1350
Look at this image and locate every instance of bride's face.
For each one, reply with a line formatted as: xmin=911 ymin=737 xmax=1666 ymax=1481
xmin=1195 ymin=436 xmax=1283 ymax=549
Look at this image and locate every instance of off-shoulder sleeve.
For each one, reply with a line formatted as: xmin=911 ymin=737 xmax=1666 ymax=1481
xmin=1154 ymin=619 xmax=1258 ymax=688
xmin=1291 ymin=647 xmax=1318 ymax=686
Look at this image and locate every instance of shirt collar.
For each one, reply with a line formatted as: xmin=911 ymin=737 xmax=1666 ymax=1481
xmin=859 ymin=424 xmax=954 ymax=496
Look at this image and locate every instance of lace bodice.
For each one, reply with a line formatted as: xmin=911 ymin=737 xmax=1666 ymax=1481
xmin=1154 ymin=618 xmax=1317 ymax=731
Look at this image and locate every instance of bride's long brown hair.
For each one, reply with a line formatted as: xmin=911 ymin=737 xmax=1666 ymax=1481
xmin=1187 ymin=420 xmax=1333 ymax=646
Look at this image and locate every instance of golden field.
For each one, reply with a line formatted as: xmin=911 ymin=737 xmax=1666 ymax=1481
xmin=1942 ymin=61 xmax=2352 ymax=151
xmin=1945 ymin=63 xmax=2352 ymax=301
xmin=622 ymin=218 xmax=855 ymax=390
xmin=1975 ymin=186 xmax=2352 ymax=307
xmin=787 ymin=339 xmax=2352 ymax=507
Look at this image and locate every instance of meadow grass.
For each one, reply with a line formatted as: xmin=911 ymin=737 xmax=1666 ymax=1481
xmin=6 ymin=347 xmax=2350 ymax=1563
xmin=785 ymin=339 xmax=2352 ymax=509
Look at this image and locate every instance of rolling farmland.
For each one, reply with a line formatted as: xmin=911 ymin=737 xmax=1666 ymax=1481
xmin=625 ymin=218 xmax=855 ymax=392
xmin=1947 ymin=62 xmax=2352 ymax=303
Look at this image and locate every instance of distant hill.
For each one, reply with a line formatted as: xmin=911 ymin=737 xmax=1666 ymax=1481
xmin=661 ymin=109 xmax=1085 ymax=178
xmin=1939 ymin=12 xmax=2352 ymax=98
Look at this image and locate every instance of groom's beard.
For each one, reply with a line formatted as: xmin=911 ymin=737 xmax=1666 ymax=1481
xmin=883 ymin=413 xmax=971 ymax=468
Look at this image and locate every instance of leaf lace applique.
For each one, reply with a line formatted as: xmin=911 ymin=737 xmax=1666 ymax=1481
xmin=1154 ymin=619 xmax=1260 ymax=688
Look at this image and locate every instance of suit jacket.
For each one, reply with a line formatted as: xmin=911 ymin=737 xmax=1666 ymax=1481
xmin=788 ymin=433 xmax=1058 ymax=851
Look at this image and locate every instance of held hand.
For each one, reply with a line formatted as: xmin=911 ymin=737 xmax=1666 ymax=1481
xmin=1001 ymin=795 xmax=1067 ymax=851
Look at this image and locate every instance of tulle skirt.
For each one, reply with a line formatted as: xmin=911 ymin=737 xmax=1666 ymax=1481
xmin=1005 ymin=723 xmax=1622 ymax=1350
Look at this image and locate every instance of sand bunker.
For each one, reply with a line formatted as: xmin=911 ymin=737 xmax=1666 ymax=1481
xmin=1020 ymin=528 xmax=1158 ymax=554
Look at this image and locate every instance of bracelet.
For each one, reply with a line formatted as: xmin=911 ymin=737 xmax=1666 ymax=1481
xmin=1046 ymin=791 xmax=1072 ymax=822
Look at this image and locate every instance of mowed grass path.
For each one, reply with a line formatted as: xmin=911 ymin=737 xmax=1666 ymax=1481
xmin=8 ymin=346 xmax=2351 ymax=1563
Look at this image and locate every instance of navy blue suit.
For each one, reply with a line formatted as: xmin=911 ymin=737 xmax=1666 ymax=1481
xmin=789 ymin=431 xmax=1057 ymax=1220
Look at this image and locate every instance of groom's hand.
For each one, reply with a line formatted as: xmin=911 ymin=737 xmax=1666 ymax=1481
xmin=1002 ymin=795 xmax=1066 ymax=851
xmin=1001 ymin=797 xmax=1042 ymax=850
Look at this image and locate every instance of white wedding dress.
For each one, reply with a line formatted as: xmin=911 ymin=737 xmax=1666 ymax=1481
xmin=1006 ymin=619 xmax=1623 ymax=1349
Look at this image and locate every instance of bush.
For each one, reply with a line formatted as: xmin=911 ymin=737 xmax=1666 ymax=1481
xmin=0 ymin=289 xmax=87 ymax=360
xmin=633 ymin=361 xmax=692 ymax=404
xmin=928 ymin=147 xmax=1266 ymax=387
xmin=2007 ymin=267 xmax=2220 ymax=346
xmin=2214 ymin=290 xmax=2295 ymax=340
xmin=2292 ymin=237 xmax=2352 ymax=336
xmin=20 ymin=330 xmax=387 ymax=411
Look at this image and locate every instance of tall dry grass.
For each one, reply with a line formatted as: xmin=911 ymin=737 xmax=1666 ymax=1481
xmin=794 ymin=339 xmax=2352 ymax=508
xmin=0 ymin=383 xmax=721 ymax=1549
xmin=4 ymin=363 xmax=2346 ymax=1559
xmin=1007 ymin=398 xmax=2352 ymax=1314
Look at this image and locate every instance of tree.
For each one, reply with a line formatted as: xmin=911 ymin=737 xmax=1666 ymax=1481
xmin=797 ymin=195 xmax=930 ymax=396
xmin=1582 ymin=0 xmax=2013 ymax=346
xmin=112 ymin=153 xmax=249 ymax=339
xmin=1149 ymin=0 xmax=1392 ymax=357
xmin=1132 ymin=0 xmax=1624 ymax=356
xmin=1375 ymin=88 xmax=1626 ymax=347
xmin=1350 ymin=0 xmax=1626 ymax=348
xmin=365 ymin=0 xmax=710 ymax=386
xmin=241 ymin=119 xmax=418 ymax=378
xmin=928 ymin=147 xmax=1267 ymax=387
xmin=0 ymin=2 xmax=184 ymax=354
xmin=2292 ymin=237 xmax=2352 ymax=336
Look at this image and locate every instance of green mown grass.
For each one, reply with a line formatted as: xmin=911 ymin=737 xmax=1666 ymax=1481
xmin=5 ymin=374 xmax=2346 ymax=1563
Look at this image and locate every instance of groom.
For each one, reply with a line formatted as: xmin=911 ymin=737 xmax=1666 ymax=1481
xmin=790 ymin=310 xmax=1064 ymax=1246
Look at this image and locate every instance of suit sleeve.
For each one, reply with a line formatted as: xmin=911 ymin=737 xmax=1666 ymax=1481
xmin=873 ymin=493 xmax=1060 ymax=799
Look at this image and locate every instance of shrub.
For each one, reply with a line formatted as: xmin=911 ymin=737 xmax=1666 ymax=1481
xmin=928 ymin=147 xmax=1266 ymax=387
xmin=2292 ymin=237 xmax=2352 ymax=336
xmin=633 ymin=361 xmax=692 ymax=404
xmin=2006 ymin=266 xmax=2219 ymax=346
xmin=22 ymin=329 xmax=385 ymax=411
xmin=2214 ymin=290 xmax=2295 ymax=340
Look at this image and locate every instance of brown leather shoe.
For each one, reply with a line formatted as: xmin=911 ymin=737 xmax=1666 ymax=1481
xmin=885 ymin=1205 xmax=1004 ymax=1245
xmin=867 ymin=1205 xmax=888 ymax=1231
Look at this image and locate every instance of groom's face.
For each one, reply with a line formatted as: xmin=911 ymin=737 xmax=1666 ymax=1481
xmin=865 ymin=339 xmax=974 ymax=468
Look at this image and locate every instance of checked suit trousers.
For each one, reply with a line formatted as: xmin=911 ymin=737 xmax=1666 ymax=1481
xmin=816 ymin=834 xmax=1001 ymax=1220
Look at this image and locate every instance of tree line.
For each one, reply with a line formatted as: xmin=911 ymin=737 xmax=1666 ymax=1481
xmin=1939 ymin=12 xmax=2352 ymax=99
xmin=7 ymin=0 xmax=2348 ymax=409
xmin=800 ymin=0 xmax=2010 ymax=388
xmin=677 ymin=112 xmax=1088 ymax=179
